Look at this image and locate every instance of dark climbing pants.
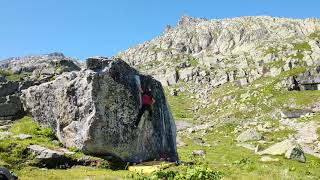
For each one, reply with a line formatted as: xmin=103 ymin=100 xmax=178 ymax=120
xmin=135 ymin=105 xmax=152 ymax=126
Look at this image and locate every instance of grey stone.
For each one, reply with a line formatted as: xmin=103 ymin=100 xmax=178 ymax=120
xmin=169 ymin=89 xmax=178 ymax=96
xmin=22 ymin=57 xmax=178 ymax=163
xmin=257 ymin=139 xmax=296 ymax=155
xmin=0 ymin=53 xmax=80 ymax=74
xmin=18 ymin=80 xmax=38 ymax=91
xmin=0 ymin=132 xmax=13 ymax=140
xmin=175 ymin=120 xmax=192 ymax=131
xmin=176 ymin=137 xmax=187 ymax=147
xmin=166 ymin=70 xmax=178 ymax=85
xmin=0 ymin=81 xmax=19 ymax=97
xmin=0 ymin=94 xmax=23 ymax=120
xmin=41 ymin=67 xmax=56 ymax=76
xmin=191 ymin=150 xmax=206 ymax=157
xmin=280 ymin=110 xmax=312 ymax=119
xmin=0 ymin=75 xmax=6 ymax=82
xmin=0 ymin=125 xmax=11 ymax=131
xmin=236 ymin=128 xmax=263 ymax=142
xmin=285 ymin=147 xmax=306 ymax=163
xmin=179 ymin=67 xmax=195 ymax=81
xmin=234 ymin=78 xmax=249 ymax=87
xmin=15 ymin=133 xmax=32 ymax=140
xmin=28 ymin=145 xmax=65 ymax=160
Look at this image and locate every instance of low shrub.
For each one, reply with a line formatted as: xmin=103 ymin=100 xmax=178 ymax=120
xmin=128 ymin=164 xmax=223 ymax=180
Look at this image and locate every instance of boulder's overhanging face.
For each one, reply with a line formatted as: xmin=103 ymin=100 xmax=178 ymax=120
xmin=22 ymin=57 xmax=178 ymax=163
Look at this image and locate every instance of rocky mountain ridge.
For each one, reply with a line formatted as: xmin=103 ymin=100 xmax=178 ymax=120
xmin=118 ymin=16 xmax=320 ymax=89
xmin=118 ymin=16 xmax=320 ymax=162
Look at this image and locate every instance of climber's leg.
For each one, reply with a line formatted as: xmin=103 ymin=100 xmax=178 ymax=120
xmin=135 ymin=105 xmax=147 ymax=126
xmin=146 ymin=105 xmax=153 ymax=121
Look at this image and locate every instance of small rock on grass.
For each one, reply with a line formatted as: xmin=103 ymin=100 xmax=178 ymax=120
xmin=285 ymin=147 xmax=306 ymax=163
xmin=15 ymin=133 xmax=32 ymax=140
xmin=236 ymin=128 xmax=263 ymax=142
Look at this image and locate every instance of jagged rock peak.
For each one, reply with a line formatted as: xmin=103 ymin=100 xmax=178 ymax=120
xmin=178 ymin=15 xmax=208 ymax=26
xmin=46 ymin=52 xmax=65 ymax=57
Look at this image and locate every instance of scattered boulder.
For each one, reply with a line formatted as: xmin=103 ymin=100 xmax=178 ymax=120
xmin=28 ymin=145 xmax=65 ymax=160
xmin=0 ymin=124 xmax=11 ymax=131
xmin=187 ymin=122 xmax=214 ymax=133
xmin=193 ymin=137 xmax=211 ymax=147
xmin=22 ymin=57 xmax=178 ymax=163
xmin=15 ymin=133 xmax=32 ymax=140
xmin=166 ymin=70 xmax=178 ymax=85
xmin=27 ymin=145 xmax=78 ymax=168
xmin=0 ymin=75 xmax=6 ymax=82
xmin=179 ymin=67 xmax=195 ymax=81
xmin=257 ymin=139 xmax=296 ymax=155
xmin=191 ymin=150 xmax=206 ymax=158
xmin=175 ymin=120 xmax=192 ymax=131
xmin=285 ymin=147 xmax=306 ymax=163
xmin=0 ymin=132 xmax=13 ymax=140
xmin=176 ymin=137 xmax=187 ymax=147
xmin=280 ymin=110 xmax=312 ymax=119
xmin=0 ymin=94 xmax=24 ymax=120
xmin=169 ymin=88 xmax=178 ymax=96
xmin=236 ymin=128 xmax=263 ymax=142
xmin=234 ymin=78 xmax=249 ymax=87
xmin=0 ymin=81 xmax=19 ymax=97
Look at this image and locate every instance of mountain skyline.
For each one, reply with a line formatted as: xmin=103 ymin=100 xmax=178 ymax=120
xmin=1 ymin=0 xmax=320 ymax=60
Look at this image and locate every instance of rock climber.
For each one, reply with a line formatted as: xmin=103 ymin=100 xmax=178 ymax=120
xmin=133 ymin=87 xmax=155 ymax=128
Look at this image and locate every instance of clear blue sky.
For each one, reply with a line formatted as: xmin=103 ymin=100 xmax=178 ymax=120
xmin=0 ymin=0 xmax=319 ymax=60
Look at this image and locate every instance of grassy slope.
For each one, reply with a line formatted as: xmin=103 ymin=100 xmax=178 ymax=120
xmin=176 ymin=125 xmax=320 ymax=180
xmin=164 ymin=66 xmax=320 ymax=179
xmin=1 ymin=117 xmax=132 ymax=179
xmin=17 ymin=167 xmax=129 ymax=180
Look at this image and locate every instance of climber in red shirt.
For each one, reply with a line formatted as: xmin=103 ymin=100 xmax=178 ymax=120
xmin=134 ymin=88 xmax=155 ymax=128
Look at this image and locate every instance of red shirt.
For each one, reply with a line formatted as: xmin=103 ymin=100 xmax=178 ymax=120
xmin=142 ymin=94 xmax=153 ymax=105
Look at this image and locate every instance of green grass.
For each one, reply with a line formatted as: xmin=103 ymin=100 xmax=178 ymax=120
xmin=166 ymin=89 xmax=195 ymax=122
xmin=197 ymin=67 xmax=310 ymax=121
xmin=265 ymin=47 xmax=280 ymax=55
xmin=266 ymin=59 xmax=285 ymax=68
xmin=2 ymin=71 xmax=32 ymax=81
xmin=0 ymin=69 xmax=11 ymax=76
xmin=309 ymin=31 xmax=320 ymax=40
xmin=175 ymin=124 xmax=320 ymax=179
xmin=139 ymin=60 xmax=162 ymax=70
xmin=16 ymin=166 xmax=131 ymax=180
xmin=0 ymin=69 xmax=33 ymax=81
xmin=189 ymin=57 xmax=199 ymax=67
xmin=293 ymin=42 xmax=312 ymax=51
xmin=0 ymin=116 xmax=61 ymax=169
xmin=263 ymin=129 xmax=296 ymax=143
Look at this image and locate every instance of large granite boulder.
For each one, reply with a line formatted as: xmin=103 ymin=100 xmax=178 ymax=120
xmin=22 ymin=57 xmax=178 ymax=163
xmin=0 ymin=94 xmax=23 ymax=120
xmin=0 ymin=81 xmax=19 ymax=97
xmin=0 ymin=52 xmax=82 ymax=120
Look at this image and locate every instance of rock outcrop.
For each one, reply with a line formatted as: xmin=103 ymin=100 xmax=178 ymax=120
xmin=22 ymin=57 xmax=178 ymax=163
xmin=0 ymin=52 xmax=81 ymax=120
